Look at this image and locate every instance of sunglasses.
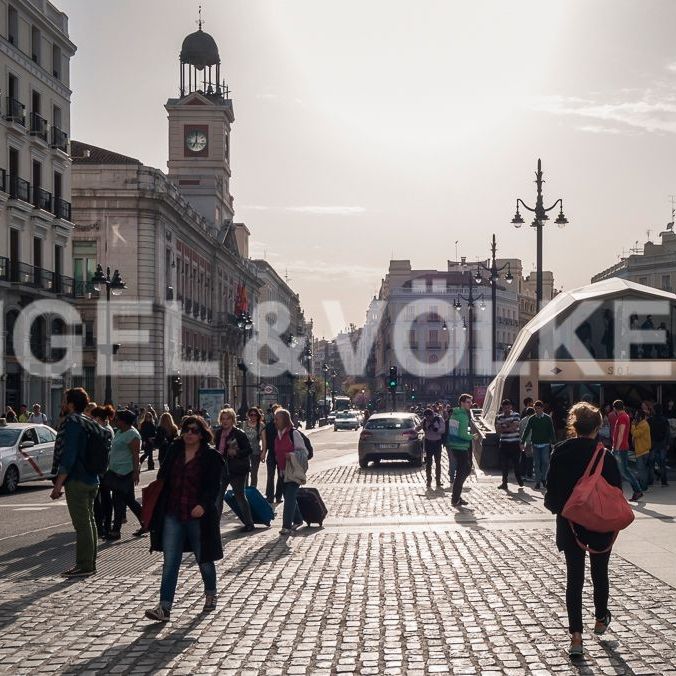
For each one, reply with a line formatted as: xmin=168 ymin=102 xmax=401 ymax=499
xmin=182 ymin=425 xmax=201 ymax=435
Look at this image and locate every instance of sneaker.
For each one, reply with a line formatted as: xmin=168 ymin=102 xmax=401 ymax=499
xmin=145 ymin=605 xmax=171 ymax=622
xmin=497 ymin=483 xmax=507 ymax=491
xmin=132 ymin=527 xmax=147 ymax=537
xmin=593 ymin=610 xmax=611 ymax=635
xmin=534 ymin=482 xmax=541 ymax=490
xmin=61 ymin=567 xmax=95 ymax=578
xmin=291 ymin=522 xmax=302 ymax=532
xmin=568 ymin=639 xmax=583 ymax=658
xmin=279 ymin=528 xmax=291 ymax=536
xmin=239 ymin=524 xmax=255 ymax=533
xmin=452 ymin=498 xmax=468 ymax=507
xmin=202 ymin=595 xmax=217 ymax=613
xmin=630 ymin=491 xmax=643 ymax=502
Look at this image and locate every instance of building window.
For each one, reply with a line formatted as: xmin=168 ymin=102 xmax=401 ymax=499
xmin=52 ymin=43 xmax=62 ymax=79
xmin=8 ymin=5 xmax=18 ymax=45
xmin=31 ymin=26 xmax=41 ymax=64
xmin=662 ymin=275 xmax=671 ymax=291
xmin=73 ymin=241 xmax=97 ymax=295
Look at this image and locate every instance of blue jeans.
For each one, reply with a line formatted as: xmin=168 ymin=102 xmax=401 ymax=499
xmin=613 ymin=450 xmax=641 ymax=494
xmin=636 ymin=453 xmax=651 ymax=491
xmin=282 ymin=481 xmax=303 ymax=529
xmin=532 ymin=444 xmax=551 ymax=485
xmin=160 ymin=515 xmax=217 ymax=611
xmin=654 ymin=443 xmax=669 ymax=485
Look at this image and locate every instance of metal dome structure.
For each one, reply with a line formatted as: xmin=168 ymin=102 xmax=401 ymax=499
xmin=180 ymin=28 xmax=220 ymax=69
xmin=179 ymin=18 xmax=223 ymax=98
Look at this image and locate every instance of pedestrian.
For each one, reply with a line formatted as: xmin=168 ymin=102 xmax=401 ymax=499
xmin=139 ymin=411 xmax=157 ymax=471
xmin=610 ymin=399 xmax=643 ymax=501
xmin=101 ymin=409 xmax=145 ymax=540
xmin=420 ymin=408 xmax=445 ymax=489
xmin=263 ymin=403 xmax=284 ymax=504
xmin=544 ymin=401 xmax=622 ymax=657
xmin=496 ymin=399 xmax=523 ymax=490
xmin=90 ymin=405 xmax=115 ymax=539
xmin=598 ymin=404 xmax=612 ymax=448
xmin=445 ymin=393 xmax=474 ymax=507
xmin=242 ymin=407 xmax=266 ymax=489
xmin=649 ymin=404 xmax=670 ymax=486
xmin=521 ymin=400 xmax=557 ymax=490
xmin=155 ymin=412 xmax=179 ymax=466
xmin=271 ymin=408 xmax=306 ymax=535
xmin=521 ymin=397 xmax=534 ymax=418
xmin=49 ymin=388 xmax=100 ymax=578
xmin=145 ymin=415 xmax=223 ymax=622
xmin=28 ymin=403 xmax=47 ymax=425
xmin=214 ymin=408 xmax=255 ymax=532
xmin=519 ymin=406 xmax=535 ymax=481
xmin=5 ymin=406 xmax=17 ymax=423
xmin=666 ymin=399 xmax=676 ymax=419
xmin=631 ymin=409 xmax=651 ymax=492
xmin=17 ymin=404 xmax=29 ymax=423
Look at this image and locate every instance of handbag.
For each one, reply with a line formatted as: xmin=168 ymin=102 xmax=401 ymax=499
xmin=561 ymin=443 xmax=634 ymax=551
xmin=141 ymin=478 xmax=165 ymax=530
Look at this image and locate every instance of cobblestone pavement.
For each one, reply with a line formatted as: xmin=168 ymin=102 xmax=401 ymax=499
xmin=0 ymin=457 xmax=675 ymax=675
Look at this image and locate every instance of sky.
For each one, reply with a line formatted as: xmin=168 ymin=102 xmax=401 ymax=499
xmin=59 ymin=0 xmax=676 ymax=338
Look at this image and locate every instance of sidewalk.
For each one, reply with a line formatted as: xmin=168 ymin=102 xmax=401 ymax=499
xmin=0 ymin=453 xmax=675 ymax=674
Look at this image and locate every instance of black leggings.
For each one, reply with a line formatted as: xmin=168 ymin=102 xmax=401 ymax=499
xmin=425 ymin=439 xmax=443 ymax=483
xmin=563 ymin=542 xmax=611 ymax=634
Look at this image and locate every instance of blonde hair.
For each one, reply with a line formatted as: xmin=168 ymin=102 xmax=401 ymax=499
xmin=218 ymin=407 xmax=237 ymax=426
xmin=274 ymin=408 xmax=292 ymax=429
xmin=159 ymin=412 xmax=178 ymax=437
xmin=566 ymin=402 xmax=602 ymax=438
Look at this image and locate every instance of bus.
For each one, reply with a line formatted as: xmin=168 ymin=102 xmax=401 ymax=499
xmin=334 ymin=396 xmax=352 ymax=412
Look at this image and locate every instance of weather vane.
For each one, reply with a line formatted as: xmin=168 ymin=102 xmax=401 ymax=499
xmin=197 ymin=4 xmax=204 ymax=30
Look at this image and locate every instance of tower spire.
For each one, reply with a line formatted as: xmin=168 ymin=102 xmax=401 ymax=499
xmin=197 ymin=4 xmax=203 ymax=30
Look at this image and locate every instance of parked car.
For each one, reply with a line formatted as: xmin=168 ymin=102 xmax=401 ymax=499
xmin=0 ymin=423 xmax=57 ymax=493
xmin=357 ymin=412 xmax=423 ymax=468
xmin=334 ymin=411 xmax=361 ymax=431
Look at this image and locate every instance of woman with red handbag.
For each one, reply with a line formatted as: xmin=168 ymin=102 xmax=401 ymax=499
xmin=545 ymin=402 xmax=624 ymax=658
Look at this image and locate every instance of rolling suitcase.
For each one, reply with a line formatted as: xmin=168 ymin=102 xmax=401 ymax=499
xmin=225 ymin=486 xmax=275 ymax=526
xmin=296 ymin=487 xmax=328 ymax=527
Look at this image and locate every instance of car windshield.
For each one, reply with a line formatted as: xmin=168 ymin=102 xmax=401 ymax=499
xmin=365 ymin=418 xmax=414 ymax=430
xmin=0 ymin=429 xmax=21 ymax=447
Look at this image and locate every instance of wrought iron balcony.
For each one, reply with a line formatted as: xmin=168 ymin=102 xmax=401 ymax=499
xmin=32 ymin=187 xmax=52 ymax=211
xmin=5 ymin=97 xmax=25 ymax=125
xmin=193 ymin=302 xmax=200 ymax=318
xmin=0 ymin=257 xmax=8 ymax=282
xmin=35 ymin=268 xmax=54 ymax=291
xmin=57 ymin=275 xmax=74 ymax=296
xmin=50 ymin=126 xmax=68 ymax=152
xmin=53 ymin=197 xmax=71 ymax=220
xmin=200 ymin=305 xmax=207 ymax=320
xmin=74 ymin=280 xmax=96 ymax=298
xmin=0 ymin=169 xmax=5 ymax=193
xmin=10 ymin=261 xmax=34 ymax=285
xmin=30 ymin=112 xmax=48 ymax=141
xmin=8 ymin=175 xmax=30 ymax=202
xmin=184 ymin=298 xmax=192 ymax=315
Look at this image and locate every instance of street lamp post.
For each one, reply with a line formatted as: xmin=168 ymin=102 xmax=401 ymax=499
xmin=234 ymin=311 xmax=254 ymax=419
xmin=474 ymin=234 xmax=514 ymax=363
xmin=322 ymin=363 xmax=329 ymax=416
xmin=510 ymin=158 xmax=568 ymax=313
xmin=303 ymin=344 xmax=314 ymax=428
xmin=330 ymin=369 xmax=336 ymax=410
xmin=91 ymin=264 xmax=126 ymax=405
xmin=453 ymin=264 xmax=485 ymax=395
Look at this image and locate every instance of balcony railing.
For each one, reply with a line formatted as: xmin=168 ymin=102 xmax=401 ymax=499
xmin=53 ymin=197 xmax=71 ymax=220
xmin=0 ymin=169 xmax=5 ymax=193
xmin=5 ymin=97 xmax=25 ymax=126
xmin=166 ymin=286 xmax=174 ymax=301
xmin=193 ymin=302 xmax=200 ymax=318
xmin=207 ymin=309 xmax=213 ymax=323
xmin=32 ymin=186 xmax=52 ymax=211
xmin=36 ymin=268 xmax=54 ymax=291
xmin=10 ymin=261 xmax=34 ymax=285
xmin=74 ymin=280 xmax=96 ymax=298
xmin=57 ymin=275 xmax=74 ymax=296
xmin=184 ymin=298 xmax=192 ymax=315
xmin=200 ymin=306 xmax=207 ymax=320
xmin=50 ymin=126 xmax=68 ymax=152
xmin=0 ymin=257 xmax=8 ymax=282
xmin=8 ymin=175 xmax=30 ymax=202
xmin=30 ymin=112 xmax=48 ymax=141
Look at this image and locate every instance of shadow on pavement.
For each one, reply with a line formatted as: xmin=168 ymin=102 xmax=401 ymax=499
xmin=0 ymin=530 xmax=75 ymax=581
xmin=632 ymin=503 xmax=675 ymax=521
xmin=61 ymin=620 xmax=201 ymax=674
xmin=0 ymin=579 xmax=68 ymax=631
xmin=597 ymin=638 xmax=639 ymax=676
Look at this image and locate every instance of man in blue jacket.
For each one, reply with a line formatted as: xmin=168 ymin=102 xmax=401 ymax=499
xmin=50 ymin=388 xmax=99 ymax=577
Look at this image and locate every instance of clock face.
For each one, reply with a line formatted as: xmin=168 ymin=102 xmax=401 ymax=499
xmin=185 ymin=129 xmax=208 ymax=153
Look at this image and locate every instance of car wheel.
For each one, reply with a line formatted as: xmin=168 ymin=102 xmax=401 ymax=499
xmin=2 ymin=465 xmax=19 ymax=494
xmin=410 ymin=457 xmax=423 ymax=468
xmin=359 ymin=457 xmax=369 ymax=469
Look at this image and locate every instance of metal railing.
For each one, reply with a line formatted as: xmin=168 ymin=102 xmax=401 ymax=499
xmin=53 ymin=197 xmax=71 ymax=220
xmin=200 ymin=305 xmax=207 ymax=320
xmin=57 ymin=275 xmax=74 ymax=296
xmin=184 ymin=298 xmax=192 ymax=314
xmin=32 ymin=187 xmax=52 ymax=211
xmin=0 ymin=168 xmax=5 ymax=193
xmin=8 ymin=175 xmax=30 ymax=202
xmin=0 ymin=257 xmax=8 ymax=282
xmin=36 ymin=268 xmax=54 ymax=291
xmin=5 ymin=97 xmax=25 ymax=125
xmin=30 ymin=112 xmax=48 ymax=141
xmin=193 ymin=302 xmax=200 ymax=318
xmin=74 ymin=280 xmax=96 ymax=297
xmin=10 ymin=261 xmax=34 ymax=285
xmin=50 ymin=126 xmax=68 ymax=152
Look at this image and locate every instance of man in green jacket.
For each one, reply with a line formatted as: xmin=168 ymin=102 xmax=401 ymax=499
xmin=520 ymin=400 xmax=556 ymax=489
xmin=445 ymin=393 xmax=474 ymax=507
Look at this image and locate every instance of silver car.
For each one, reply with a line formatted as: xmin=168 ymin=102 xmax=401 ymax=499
xmin=334 ymin=411 xmax=361 ymax=431
xmin=0 ymin=424 xmax=57 ymax=493
xmin=358 ymin=412 xmax=423 ymax=468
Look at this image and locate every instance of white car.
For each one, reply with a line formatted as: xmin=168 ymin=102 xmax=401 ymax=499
xmin=0 ymin=423 xmax=57 ymax=493
xmin=334 ymin=411 xmax=361 ymax=431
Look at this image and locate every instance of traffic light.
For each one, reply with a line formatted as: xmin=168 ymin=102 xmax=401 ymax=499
xmin=388 ymin=366 xmax=398 ymax=389
xmin=410 ymin=389 xmax=416 ymax=401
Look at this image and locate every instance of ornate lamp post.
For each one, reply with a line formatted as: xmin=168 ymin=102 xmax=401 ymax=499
xmin=330 ymin=368 xmax=337 ymax=410
xmin=234 ymin=310 xmax=254 ymax=419
xmin=473 ymin=234 xmax=514 ymax=363
xmin=322 ymin=362 xmax=329 ymax=417
xmin=303 ymin=343 xmax=314 ymax=428
xmin=510 ymin=159 xmax=568 ymax=313
xmin=91 ymin=264 xmax=126 ymax=405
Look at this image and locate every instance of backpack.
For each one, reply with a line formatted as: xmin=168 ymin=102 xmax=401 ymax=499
xmin=290 ymin=428 xmax=313 ymax=460
xmin=561 ymin=442 xmax=634 ymax=552
xmin=82 ymin=423 xmax=112 ymax=475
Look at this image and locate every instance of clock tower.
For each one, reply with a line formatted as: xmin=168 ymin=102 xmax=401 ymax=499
xmin=166 ymin=21 xmax=235 ymax=227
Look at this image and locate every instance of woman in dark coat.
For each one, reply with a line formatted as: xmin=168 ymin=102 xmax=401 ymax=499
xmin=145 ymin=415 xmax=224 ymax=622
xmin=544 ymin=402 xmax=623 ymax=658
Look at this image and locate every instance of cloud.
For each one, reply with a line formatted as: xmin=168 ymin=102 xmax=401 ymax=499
xmin=530 ymin=90 xmax=676 ymax=134
xmin=239 ymin=205 xmax=271 ymax=211
xmin=284 ymin=206 xmax=366 ymax=215
xmin=576 ymin=125 xmax=624 ymax=135
xmin=286 ymin=260 xmax=383 ymax=281
xmin=667 ymin=63 xmax=676 ymax=73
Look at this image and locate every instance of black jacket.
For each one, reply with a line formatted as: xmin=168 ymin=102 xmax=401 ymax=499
xmin=149 ymin=439 xmax=225 ymax=563
xmin=214 ymin=427 xmax=252 ymax=477
xmin=544 ymin=437 xmax=623 ymax=552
